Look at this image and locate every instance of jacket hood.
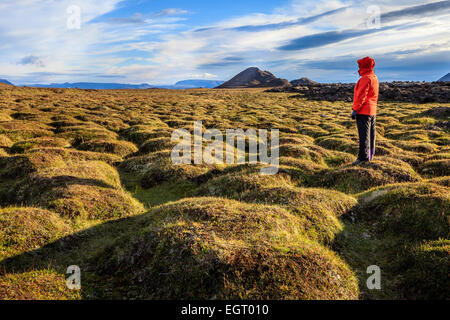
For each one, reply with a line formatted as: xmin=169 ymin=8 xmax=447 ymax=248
xmin=358 ymin=56 xmax=375 ymax=76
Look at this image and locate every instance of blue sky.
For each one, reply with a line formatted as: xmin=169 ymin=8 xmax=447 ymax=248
xmin=1 ymin=0 xmax=449 ymax=85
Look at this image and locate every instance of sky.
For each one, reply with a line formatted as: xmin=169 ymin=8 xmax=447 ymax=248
xmin=0 ymin=0 xmax=449 ymax=85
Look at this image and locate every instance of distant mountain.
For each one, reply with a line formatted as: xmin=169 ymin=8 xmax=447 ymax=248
xmin=438 ymin=73 xmax=450 ymax=82
xmin=22 ymin=80 xmax=224 ymax=90
xmin=217 ymin=67 xmax=289 ymax=88
xmin=291 ymin=77 xmax=318 ymax=86
xmin=173 ymin=80 xmax=224 ymax=89
xmin=0 ymin=79 xmax=14 ymax=86
xmin=30 ymin=82 xmax=154 ymax=89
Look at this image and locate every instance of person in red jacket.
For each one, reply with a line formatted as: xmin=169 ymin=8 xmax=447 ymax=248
xmin=352 ymin=56 xmax=379 ymax=165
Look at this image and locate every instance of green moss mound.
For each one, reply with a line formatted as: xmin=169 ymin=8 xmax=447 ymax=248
xmin=121 ymin=125 xmax=171 ymax=146
xmin=56 ymin=125 xmax=118 ymax=145
xmin=10 ymin=137 xmax=70 ymax=154
xmin=357 ymin=183 xmax=450 ymax=241
xmin=298 ymin=125 xmax=329 ymax=137
xmin=279 ymin=134 xmax=314 ymax=146
xmin=140 ymin=160 xmax=210 ymax=188
xmin=120 ymin=151 xmax=213 ymax=188
xmin=26 ymin=148 xmax=121 ymax=165
xmin=277 ymin=144 xmax=327 ymax=163
xmin=46 ymin=184 xmax=144 ymax=220
xmin=3 ymin=129 xmax=55 ymax=142
xmin=3 ymin=160 xmax=144 ymax=220
xmin=197 ymin=172 xmax=357 ymax=243
xmin=323 ymin=151 xmax=354 ymax=167
xmin=77 ymin=140 xmax=138 ymax=157
xmin=392 ymin=140 xmax=439 ymax=154
xmin=427 ymin=176 xmax=450 ymax=187
xmin=0 ymin=207 xmax=71 ymax=258
xmin=278 ymin=156 xmax=326 ymax=172
xmin=0 ymin=135 xmax=13 ymax=148
xmin=419 ymin=159 xmax=450 ymax=177
xmin=0 ymin=154 xmax=47 ymax=180
xmin=313 ymin=158 xmax=421 ymax=194
xmin=315 ymin=136 xmax=358 ymax=154
xmin=93 ymin=198 xmax=359 ymax=300
xmin=139 ymin=137 xmax=177 ymax=154
xmin=396 ymin=239 xmax=449 ymax=300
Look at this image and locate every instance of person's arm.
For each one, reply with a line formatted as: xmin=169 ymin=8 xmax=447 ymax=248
xmin=353 ymin=76 xmax=370 ymax=112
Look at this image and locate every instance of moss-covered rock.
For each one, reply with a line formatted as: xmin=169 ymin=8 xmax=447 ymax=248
xmin=392 ymin=140 xmax=439 ymax=153
xmin=298 ymin=125 xmax=329 ymax=137
xmin=45 ymin=184 xmax=144 ymax=220
xmin=315 ymin=135 xmax=358 ymax=154
xmin=313 ymin=158 xmax=421 ymax=194
xmin=93 ymin=198 xmax=359 ymax=300
xmin=56 ymin=125 xmax=118 ymax=145
xmin=139 ymin=137 xmax=177 ymax=154
xmin=357 ymin=183 xmax=449 ymax=241
xmin=10 ymin=137 xmax=70 ymax=154
xmin=419 ymin=159 xmax=450 ymax=177
xmin=323 ymin=151 xmax=354 ymax=167
xmin=140 ymin=157 xmax=211 ymax=188
xmin=3 ymin=160 xmax=144 ymax=220
xmin=427 ymin=176 xmax=450 ymax=187
xmin=396 ymin=239 xmax=449 ymax=299
xmin=121 ymin=125 xmax=171 ymax=146
xmin=277 ymin=144 xmax=327 ymax=163
xmin=77 ymin=139 xmax=138 ymax=157
xmin=0 ymin=135 xmax=13 ymax=148
xmin=0 ymin=207 xmax=71 ymax=258
xmin=26 ymin=148 xmax=121 ymax=165
xmin=197 ymin=172 xmax=357 ymax=243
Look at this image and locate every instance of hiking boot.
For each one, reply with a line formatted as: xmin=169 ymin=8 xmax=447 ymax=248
xmin=352 ymin=159 xmax=368 ymax=166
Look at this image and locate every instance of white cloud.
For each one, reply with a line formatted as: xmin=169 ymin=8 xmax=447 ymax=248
xmin=1 ymin=0 xmax=448 ymax=84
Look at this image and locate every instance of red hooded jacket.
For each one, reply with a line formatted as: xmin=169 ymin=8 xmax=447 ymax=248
xmin=353 ymin=57 xmax=379 ymax=116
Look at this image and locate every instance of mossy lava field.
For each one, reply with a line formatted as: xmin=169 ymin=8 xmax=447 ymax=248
xmin=0 ymin=84 xmax=448 ymax=300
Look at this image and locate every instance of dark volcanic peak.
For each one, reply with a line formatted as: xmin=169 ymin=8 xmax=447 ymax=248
xmin=291 ymin=77 xmax=318 ymax=86
xmin=217 ymin=67 xmax=289 ymax=88
xmin=438 ymin=73 xmax=450 ymax=82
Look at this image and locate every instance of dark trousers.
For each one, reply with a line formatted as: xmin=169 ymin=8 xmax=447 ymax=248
xmin=356 ymin=115 xmax=376 ymax=161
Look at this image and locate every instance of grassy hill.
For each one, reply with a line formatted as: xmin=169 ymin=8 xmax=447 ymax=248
xmin=0 ymin=86 xmax=448 ymax=300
